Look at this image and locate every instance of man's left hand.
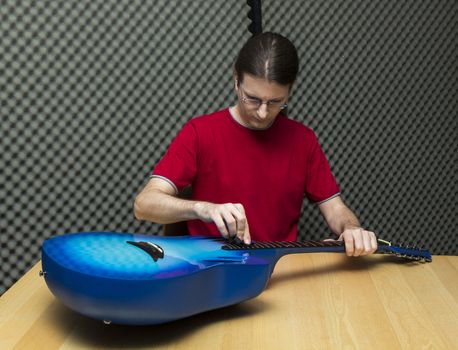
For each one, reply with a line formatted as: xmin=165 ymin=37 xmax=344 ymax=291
xmin=337 ymin=227 xmax=378 ymax=257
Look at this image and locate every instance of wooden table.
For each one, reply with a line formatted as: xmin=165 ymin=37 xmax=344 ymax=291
xmin=1 ymin=253 xmax=457 ymax=349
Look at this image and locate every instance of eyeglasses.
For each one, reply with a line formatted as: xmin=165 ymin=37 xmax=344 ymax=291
xmin=238 ymin=85 xmax=288 ymax=110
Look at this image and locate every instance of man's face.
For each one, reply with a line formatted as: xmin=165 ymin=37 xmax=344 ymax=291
xmin=234 ymin=74 xmax=290 ymax=130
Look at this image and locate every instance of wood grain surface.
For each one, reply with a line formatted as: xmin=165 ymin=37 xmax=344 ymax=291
xmin=1 ymin=253 xmax=457 ymax=349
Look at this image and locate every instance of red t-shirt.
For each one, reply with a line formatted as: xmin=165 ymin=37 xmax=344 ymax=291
xmin=152 ymin=108 xmax=340 ymax=241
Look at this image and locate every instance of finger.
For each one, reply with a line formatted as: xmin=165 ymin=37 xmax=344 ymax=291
xmin=343 ymin=233 xmax=355 ymax=256
xmin=353 ymin=231 xmax=364 ymax=257
xmin=243 ymin=221 xmax=251 ymax=245
xmin=370 ymin=231 xmax=378 ymax=253
xmin=361 ymin=230 xmax=372 ymax=256
xmin=222 ymin=211 xmax=237 ymax=238
xmin=232 ymin=204 xmax=247 ymax=241
xmin=213 ymin=215 xmax=230 ymax=238
xmin=234 ymin=204 xmax=251 ymax=245
xmin=221 ymin=204 xmax=244 ymax=238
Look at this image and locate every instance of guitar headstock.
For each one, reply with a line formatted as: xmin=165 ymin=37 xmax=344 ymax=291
xmin=377 ymin=239 xmax=432 ymax=262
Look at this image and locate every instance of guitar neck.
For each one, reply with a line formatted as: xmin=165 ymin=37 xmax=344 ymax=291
xmin=222 ymin=239 xmax=432 ymax=263
xmin=223 ymin=240 xmax=346 ymax=254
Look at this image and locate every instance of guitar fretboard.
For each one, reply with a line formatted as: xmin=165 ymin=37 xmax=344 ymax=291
xmin=221 ymin=238 xmax=432 ymax=263
xmin=222 ymin=240 xmax=344 ymax=250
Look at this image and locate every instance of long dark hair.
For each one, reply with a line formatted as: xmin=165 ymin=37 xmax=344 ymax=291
xmin=234 ymin=32 xmax=299 ymax=87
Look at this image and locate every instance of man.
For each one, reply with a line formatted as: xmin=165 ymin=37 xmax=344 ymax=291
xmin=135 ymin=32 xmax=377 ymax=256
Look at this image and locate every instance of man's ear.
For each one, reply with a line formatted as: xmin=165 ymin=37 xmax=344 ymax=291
xmin=232 ymin=71 xmax=240 ymax=90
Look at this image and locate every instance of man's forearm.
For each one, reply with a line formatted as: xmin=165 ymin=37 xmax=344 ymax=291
xmin=134 ymin=190 xmax=201 ymax=224
xmin=330 ymin=206 xmax=361 ymax=236
xmin=319 ymin=196 xmax=377 ymax=256
xmin=319 ymin=197 xmax=361 ymax=236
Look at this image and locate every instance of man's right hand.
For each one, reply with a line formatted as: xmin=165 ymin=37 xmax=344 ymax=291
xmin=194 ymin=202 xmax=251 ymax=245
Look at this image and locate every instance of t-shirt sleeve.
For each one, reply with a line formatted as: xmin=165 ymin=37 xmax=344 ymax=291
xmin=304 ymin=131 xmax=341 ymax=204
xmin=152 ymin=121 xmax=198 ymax=193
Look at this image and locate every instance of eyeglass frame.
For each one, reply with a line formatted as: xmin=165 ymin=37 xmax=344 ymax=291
xmin=237 ymin=81 xmax=288 ymax=110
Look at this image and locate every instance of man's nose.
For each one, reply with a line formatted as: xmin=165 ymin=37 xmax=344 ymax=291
xmin=257 ymin=104 xmax=269 ymax=119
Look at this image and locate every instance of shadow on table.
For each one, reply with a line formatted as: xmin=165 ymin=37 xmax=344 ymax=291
xmin=268 ymin=253 xmax=420 ymax=289
xmin=47 ymin=297 xmax=269 ymax=348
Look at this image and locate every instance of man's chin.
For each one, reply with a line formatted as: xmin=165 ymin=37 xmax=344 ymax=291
xmin=249 ymin=119 xmax=274 ymax=130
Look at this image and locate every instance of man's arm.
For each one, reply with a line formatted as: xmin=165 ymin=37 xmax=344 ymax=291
xmin=318 ymin=196 xmax=377 ymax=256
xmin=134 ymin=177 xmax=251 ymax=244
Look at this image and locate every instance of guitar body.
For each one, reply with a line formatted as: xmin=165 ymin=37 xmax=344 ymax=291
xmin=42 ymin=232 xmax=278 ymax=325
xmin=42 ymin=231 xmax=431 ymax=325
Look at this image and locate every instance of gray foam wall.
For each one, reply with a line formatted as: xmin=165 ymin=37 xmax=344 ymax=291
xmin=1 ymin=0 xmax=457 ymax=294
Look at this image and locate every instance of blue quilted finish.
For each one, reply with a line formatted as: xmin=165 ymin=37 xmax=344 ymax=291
xmin=41 ymin=232 xmax=277 ymax=325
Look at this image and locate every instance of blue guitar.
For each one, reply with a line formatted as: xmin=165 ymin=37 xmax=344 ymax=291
xmin=41 ymin=232 xmax=431 ymax=325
